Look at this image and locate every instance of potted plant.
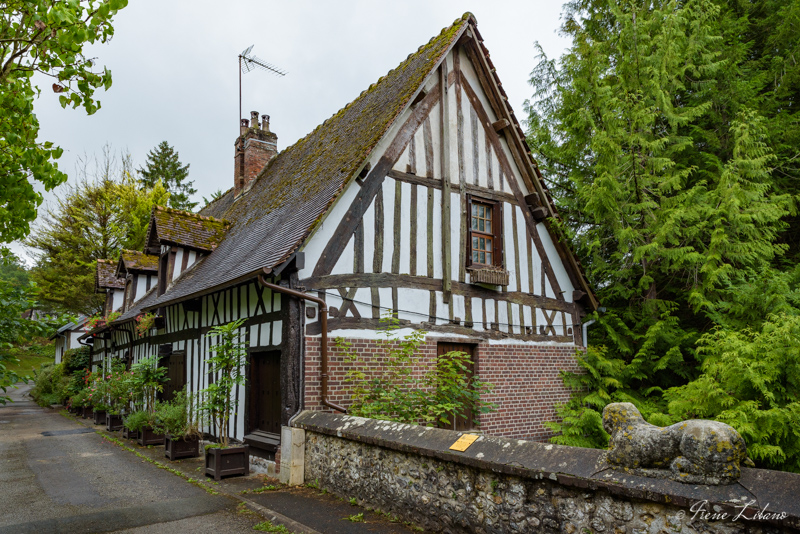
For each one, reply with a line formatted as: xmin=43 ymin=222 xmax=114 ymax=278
xmin=103 ymin=360 xmax=130 ymax=431
xmin=201 ymin=319 xmax=249 ymax=480
xmin=86 ymin=371 xmax=111 ymax=425
xmin=122 ymin=410 xmax=149 ymax=441
xmin=70 ymin=389 xmax=91 ymax=418
xmin=129 ymin=355 xmax=167 ymax=445
xmin=154 ymin=388 xmax=202 ymax=461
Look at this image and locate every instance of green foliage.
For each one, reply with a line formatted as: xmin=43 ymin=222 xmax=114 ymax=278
xmin=138 ymin=141 xmax=197 ymax=211
xmin=200 ymin=319 xmax=247 ymax=448
xmin=0 ymin=279 xmax=57 ymax=403
xmin=0 ymin=0 xmax=128 ymax=251
xmin=62 ymin=346 xmax=91 ymax=375
xmin=129 ymin=354 xmax=167 ymax=413
xmin=152 ymin=388 xmax=201 ymax=439
xmin=340 ymin=316 xmax=494 ymax=427
xmin=0 ymin=253 xmax=30 ymax=288
xmin=201 ymin=189 xmax=225 ymax=209
xmin=30 ymin=362 xmax=70 ymax=406
xmin=526 ymin=0 xmax=800 ymax=472
xmin=26 ymin=149 xmax=169 ymax=315
xmin=664 ymin=314 xmax=800 ymax=472
xmin=252 ymin=520 xmax=290 ymax=533
xmin=123 ymin=409 xmax=152 ymax=432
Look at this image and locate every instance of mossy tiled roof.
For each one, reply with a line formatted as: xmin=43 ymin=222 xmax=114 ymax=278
xmin=148 ymin=14 xmax=473 ymax=307
xmin=117 ymin=249 xmax=159 ymax=277
xmin=147 ymin=205 xmax=230 ymax=252
xmin=96 ymin=259 xmax=124 ymax=291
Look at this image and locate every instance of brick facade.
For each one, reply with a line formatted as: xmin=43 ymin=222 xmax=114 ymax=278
xmin=303 ymin=335 xmax=581 ymax=442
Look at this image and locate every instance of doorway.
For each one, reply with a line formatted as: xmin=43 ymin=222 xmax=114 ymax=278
xmin=245 ymin=350 xmax=282 ymax=456
xmin=437 ymin=342 xmax=476 ymax=431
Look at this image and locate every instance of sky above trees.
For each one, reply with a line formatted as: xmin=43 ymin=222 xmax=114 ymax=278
xmin=12 ymin=1 xmax=568 ymax=262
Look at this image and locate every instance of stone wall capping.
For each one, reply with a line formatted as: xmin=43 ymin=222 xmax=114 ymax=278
xmin=294 ymin=411 xmax=800 ymax=530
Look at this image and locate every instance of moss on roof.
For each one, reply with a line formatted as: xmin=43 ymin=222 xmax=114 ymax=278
xmin=148 ymin=205 xmax=230 ymax=252
xmin=118 ymin=249 xmax=159 ymax=275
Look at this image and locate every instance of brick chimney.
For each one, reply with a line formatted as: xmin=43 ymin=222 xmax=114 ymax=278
xmin=234 ymin=111 xmax=278 ymax=197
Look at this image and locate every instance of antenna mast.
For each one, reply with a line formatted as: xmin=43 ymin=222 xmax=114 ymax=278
xmin=238 ymin=45 xmax=287 ymax=127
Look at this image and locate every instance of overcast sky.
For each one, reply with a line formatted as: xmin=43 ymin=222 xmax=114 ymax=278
xmin=14 ymin=1 xmax=569 ymax=263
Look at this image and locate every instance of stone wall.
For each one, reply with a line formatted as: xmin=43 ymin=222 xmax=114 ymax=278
xmin=294 ymin=411 xmax=800 ymax=534
xmin=303 ymin=335 xmax=579 ymax=440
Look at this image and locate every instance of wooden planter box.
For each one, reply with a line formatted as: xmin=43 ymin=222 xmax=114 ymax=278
xmin=122 ymin=427 xmax=138 ymax=440
xmin=106 ymin=413 xmax=124 ymax=431
xmin=92 ymin=410 xmax=106 ymax=425
xmin=164 ymin=435 xmax=200 ymax=461
xmin=137 ymin=427 xmax=165 ymax=446
xmin=81 ymin=406 xmax=93 ymax=419
xmin=205 ymin=445 xmax=249 ymax=481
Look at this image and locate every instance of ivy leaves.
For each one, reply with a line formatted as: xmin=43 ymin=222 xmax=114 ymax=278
xmin=0 ymin=0 xmax=128 ymax=248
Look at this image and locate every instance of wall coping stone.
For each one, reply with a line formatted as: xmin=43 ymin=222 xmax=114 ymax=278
xmin=293 ymin=410 xmax=800 ymax=530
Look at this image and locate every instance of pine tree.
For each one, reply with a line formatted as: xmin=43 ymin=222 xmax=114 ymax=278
xmin=138 ymin=141 xmax=197 ymax=212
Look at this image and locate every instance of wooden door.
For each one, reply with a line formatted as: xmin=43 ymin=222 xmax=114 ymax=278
xmin=161 ymin=350 xmax=186 ymax=402
xmin=249 ymin=351 xmax=281 ymax=436
xmin=437 ymin=342 xmax=476 ymax=431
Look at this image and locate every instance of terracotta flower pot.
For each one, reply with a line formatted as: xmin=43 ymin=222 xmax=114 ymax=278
xmin=205 ymin=444 xmax=249 ymax=481
xmin=164 ymin=434 xmax=200 ymax=461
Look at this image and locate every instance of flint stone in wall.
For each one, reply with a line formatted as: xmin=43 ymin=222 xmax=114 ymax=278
xmin=295 ymin=411 xmax=800 ymax=533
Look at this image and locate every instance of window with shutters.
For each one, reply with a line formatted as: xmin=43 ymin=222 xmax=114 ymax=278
xmin=467 ymin=196 xmax=503 ymax=268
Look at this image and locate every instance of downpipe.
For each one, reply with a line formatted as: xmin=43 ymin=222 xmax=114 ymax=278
xmin=258 ymin=267 xmax=347 ymax=414
xmin=581 ymin=319 xmax=596 ymax=349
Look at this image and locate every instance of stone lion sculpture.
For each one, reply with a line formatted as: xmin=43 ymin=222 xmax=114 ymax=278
xmin=602 ymin=402 xmax=754 ymax=485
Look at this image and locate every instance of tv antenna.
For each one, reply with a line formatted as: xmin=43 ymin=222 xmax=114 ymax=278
xmin=238 ymin=45 xmax=287 ymax=127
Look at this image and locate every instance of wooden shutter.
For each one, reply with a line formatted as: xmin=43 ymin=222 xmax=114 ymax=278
xmin=492 ymin=201 xmax=503 ymax=268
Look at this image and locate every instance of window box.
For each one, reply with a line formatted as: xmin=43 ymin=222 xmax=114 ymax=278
xmin=469 ymin=267 xmax=510 ymax=287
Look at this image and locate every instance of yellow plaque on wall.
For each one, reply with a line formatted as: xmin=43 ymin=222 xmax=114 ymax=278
xmin=449 ymin=434 xmax=479 ymax=452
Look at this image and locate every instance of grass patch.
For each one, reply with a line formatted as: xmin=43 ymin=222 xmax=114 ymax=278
xmin=252 ymin=519 xmax=291 ymax=532
xmin=1 ymin=337 xmax=54 ymax=378
xmin=241 ymin=485 xmax=278 ymax=495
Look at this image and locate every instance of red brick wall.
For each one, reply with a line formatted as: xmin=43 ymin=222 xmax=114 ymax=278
xmin=303 ymin=335 xmax=581 ymax=442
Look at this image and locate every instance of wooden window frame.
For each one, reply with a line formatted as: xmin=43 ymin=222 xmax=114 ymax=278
xmin=466 ymin=195 xmax=503 ymax=269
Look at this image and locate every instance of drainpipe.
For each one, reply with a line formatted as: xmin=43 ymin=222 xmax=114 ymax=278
xmin=581 ymin=319 xmax=595 ymax=348
xmin=258 ymin=267 xmax=347 ymax=414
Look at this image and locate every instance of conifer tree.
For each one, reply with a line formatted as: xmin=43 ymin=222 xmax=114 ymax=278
xmin=138 ymin=141 xmax=197 ymax=212
xmin=526 ymin=0 xmax=796 ymax=466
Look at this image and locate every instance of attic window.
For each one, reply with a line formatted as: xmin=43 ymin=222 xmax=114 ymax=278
xmin=467 ymin=196 xmax=502 ymax=268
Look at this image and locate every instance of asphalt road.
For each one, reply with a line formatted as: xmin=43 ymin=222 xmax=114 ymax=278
xmin=0 ymin=383 xmax=258 ymax=533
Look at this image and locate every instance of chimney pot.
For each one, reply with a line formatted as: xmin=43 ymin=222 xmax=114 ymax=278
xmin=262 ymin=114 xmax=270 ymax=131
xmin=250 ymin=111 xmax=260 ymax=129
xmin=240 ymin=118 xmax=249 ymax=136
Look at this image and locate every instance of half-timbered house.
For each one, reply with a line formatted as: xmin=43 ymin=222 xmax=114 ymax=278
xmin=86 ymin=13 xmax=597 ymax=469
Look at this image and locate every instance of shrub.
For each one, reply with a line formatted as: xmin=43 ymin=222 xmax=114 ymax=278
xmin=153 ymin=388 xmax=201 ymax=439
xmin=340 ymin=316 xmax=495 ymax=427
xmin=30 ymin=362 xmax=70 ymax=406
xmin=124 ymin=410 xmax=154 ymax=432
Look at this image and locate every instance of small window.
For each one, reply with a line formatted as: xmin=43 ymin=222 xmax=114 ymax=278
xmin=468 ymin=197 xmax=503 ymax=268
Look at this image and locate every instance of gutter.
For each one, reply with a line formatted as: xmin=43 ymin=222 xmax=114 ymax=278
xmin=257 ymin=266 xmax=346 ymax=414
